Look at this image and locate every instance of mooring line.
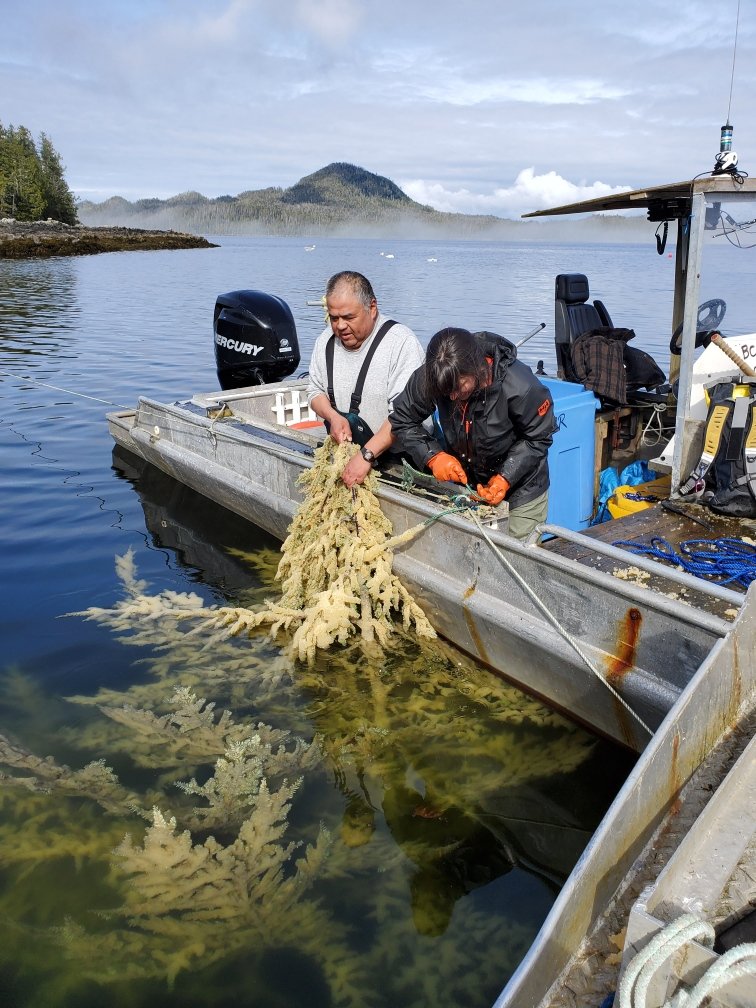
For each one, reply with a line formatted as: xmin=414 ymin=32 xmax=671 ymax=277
xmin=0 ymin=368 xmax=130 ymax=409
xmin=469 ymin=510 xmax=654 ymax=738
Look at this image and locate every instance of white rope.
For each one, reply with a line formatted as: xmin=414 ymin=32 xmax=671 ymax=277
xmin=0 ymin=368 xmax=129 ymax=409
xmin=469 ymin=511 xmax=654 ymax=737
xmin=680 ymin=942 xmax=756 ymax=1007
xmin=617 ymin=914 xmax=715 ymax=1008
xmin=617 ymin=913 xmax=756 ymax=1007
xmin=640 ymin=404 xmax=668 ymax=447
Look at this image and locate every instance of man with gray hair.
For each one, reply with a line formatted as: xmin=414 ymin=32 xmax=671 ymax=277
xmin=307 ymin=270 xmax=424 ymax=487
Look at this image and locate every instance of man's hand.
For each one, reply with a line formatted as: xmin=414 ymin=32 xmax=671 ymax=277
xmin=329 ymin=414 xmax=353 ymax=444
xmin=342 ymin=453 xmax=372 ymax=488
xmin=476 ymin=474 xmax=510 ymax=505
xmin=428 ymin=452 xmax=468 ymax=484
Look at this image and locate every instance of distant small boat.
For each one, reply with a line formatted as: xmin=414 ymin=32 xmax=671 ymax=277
xmin=427 ymin=257 xmax=438 ymax=262
xmin=304 ymin=245 xmax=316 ymax=251
xmin=384 ymin=253 xmax=395 ymax=259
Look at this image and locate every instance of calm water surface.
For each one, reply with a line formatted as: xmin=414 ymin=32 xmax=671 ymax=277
xmin=0 ymin=234 xmax=751 ymax=1008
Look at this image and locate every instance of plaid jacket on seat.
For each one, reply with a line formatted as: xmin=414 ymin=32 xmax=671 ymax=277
xmin=571 ymin=328 xmax=630 ymax=406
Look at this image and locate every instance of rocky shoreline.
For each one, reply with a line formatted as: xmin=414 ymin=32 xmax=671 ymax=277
xmin=0 ymin=218 xmax=218 ymax=259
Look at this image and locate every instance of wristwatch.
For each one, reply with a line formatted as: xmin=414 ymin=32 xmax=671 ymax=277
xmin=360 ymin=447 xmax=376 ymax=465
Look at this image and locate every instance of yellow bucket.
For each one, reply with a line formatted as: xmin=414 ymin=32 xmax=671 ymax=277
xmin=607 ymin=475 xmax=671 ymax=519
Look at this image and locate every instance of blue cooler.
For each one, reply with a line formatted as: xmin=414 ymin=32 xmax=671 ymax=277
xmin=539 ymin=377 xmax=599 ymax=530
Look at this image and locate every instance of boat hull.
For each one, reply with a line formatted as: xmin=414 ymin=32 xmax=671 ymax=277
xmin=494 ymin=582 xmax=755 ymax=1007
xmin=107 ymin=387 xmax=737 ymax=753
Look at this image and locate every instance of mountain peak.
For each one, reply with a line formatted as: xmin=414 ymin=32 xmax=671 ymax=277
xmin=281 ymin=162 xmax=411 ymax=205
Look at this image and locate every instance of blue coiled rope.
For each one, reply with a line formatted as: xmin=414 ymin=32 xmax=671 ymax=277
xmin=612 ymin=537 xmax=756 ymax=590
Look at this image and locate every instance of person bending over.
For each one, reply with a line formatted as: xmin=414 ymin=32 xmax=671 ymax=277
xmin=390 ymin=327 xmax=555 ymax=541
xmin=307 ymin=271 xmax=424 ymax=487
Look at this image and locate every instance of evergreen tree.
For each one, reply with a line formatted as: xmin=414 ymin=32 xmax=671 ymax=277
xmin=0 ymin=124 xmax=78 ymax=223
xmin=0 ymin=122 xmax=7 ymax=215
xmin=39 ymin=133 xmax=78 ymax=224
xmin=6 ymin=126 xmax=44 ymax=220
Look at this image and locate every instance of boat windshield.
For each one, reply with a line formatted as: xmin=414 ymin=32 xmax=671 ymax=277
xmin=699 ymin=196 xmax=756 ymax=344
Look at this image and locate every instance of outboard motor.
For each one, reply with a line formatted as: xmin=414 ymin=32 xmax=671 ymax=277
xmin=213 ymin=290 xmax=301 ymax=390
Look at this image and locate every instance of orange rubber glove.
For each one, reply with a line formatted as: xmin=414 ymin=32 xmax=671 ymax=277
xmin=476 ymin=474 xmax=510 ymax=505
xmin=427 ymin=451 xmax=467 ymax=484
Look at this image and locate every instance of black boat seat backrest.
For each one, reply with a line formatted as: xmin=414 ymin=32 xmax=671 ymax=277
xmin=593 ymin=299 xmax=612 ymax=327
xmin=554 ymin=273 xmax=614 ymax=381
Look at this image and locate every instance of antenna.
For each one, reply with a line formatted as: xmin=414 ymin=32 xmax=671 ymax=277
xmin=711 ymin=0 xmax=741 ymax=175
xmin=712 ymin=122 xmax=738 ymax=176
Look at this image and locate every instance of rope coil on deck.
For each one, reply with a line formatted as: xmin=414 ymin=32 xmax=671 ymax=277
xmin=616 ymin=913 xmax=756 ymax=1008
xmin=612 ymin=537 xmax=756 ymax=591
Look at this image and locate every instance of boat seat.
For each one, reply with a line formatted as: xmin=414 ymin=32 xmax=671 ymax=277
xmin=555 ymin=273 xmax=668 ymax=406
xmin=554 ymin=273 xmax=613 ymax=382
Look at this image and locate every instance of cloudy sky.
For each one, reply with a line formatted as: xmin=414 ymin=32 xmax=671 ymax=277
xmin=3 ymin=0 xmax=754 ymax=218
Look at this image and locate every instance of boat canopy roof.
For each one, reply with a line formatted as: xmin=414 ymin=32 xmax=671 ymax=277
xmin=522 ymin=176 xmax=756 ymax=218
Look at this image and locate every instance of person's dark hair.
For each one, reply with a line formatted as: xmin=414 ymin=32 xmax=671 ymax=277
xmin=326 ymin=271 xmax=376 ymax=308
xmin=424 ymin=327 xmax=488 ymax=401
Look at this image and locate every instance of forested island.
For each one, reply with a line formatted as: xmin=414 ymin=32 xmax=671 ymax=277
xmin=79 ymin=162 xmax=651 ymax=243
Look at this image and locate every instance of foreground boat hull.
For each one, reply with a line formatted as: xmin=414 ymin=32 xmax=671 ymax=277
xmin=494 ymin=582 xmax=755 ymax=1007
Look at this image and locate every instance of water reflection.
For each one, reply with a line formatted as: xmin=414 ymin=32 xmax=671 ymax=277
xmin=111 ymin=444 xmax=279 ymax=590
xmin=0 ymin=259 xmax=80 ymax=361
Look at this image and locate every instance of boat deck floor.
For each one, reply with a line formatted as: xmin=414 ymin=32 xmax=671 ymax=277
xmin=539 ymin=501 xmax=756 ymax=620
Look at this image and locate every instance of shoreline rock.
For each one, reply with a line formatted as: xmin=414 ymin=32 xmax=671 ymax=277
xmin=0 ymin=218 xmax=219 ymax=259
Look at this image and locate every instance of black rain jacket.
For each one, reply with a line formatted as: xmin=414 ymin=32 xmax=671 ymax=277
xmin=389 ymin=331 xmax=556 ymax=509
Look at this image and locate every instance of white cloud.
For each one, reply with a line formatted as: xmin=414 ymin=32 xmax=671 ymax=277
xmin=294 ymin=0 xmax=364 ymax=46
xmin=421 ymin=78 xmax=632 ymax=107
xmin=2 ymin=0 xmax=753 ymax=206
xmin=400 ymin=168 xmax=633 ymax=218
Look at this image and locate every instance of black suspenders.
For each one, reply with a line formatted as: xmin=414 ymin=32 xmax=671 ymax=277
xmin=325 ymin=319 xmax=396 ymax=415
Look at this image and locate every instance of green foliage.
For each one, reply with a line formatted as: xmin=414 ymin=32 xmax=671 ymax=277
xmin=0 ymin=122 xmax=78 ymax=224
xmin=281 ymin=162 xmax=411 ymax=205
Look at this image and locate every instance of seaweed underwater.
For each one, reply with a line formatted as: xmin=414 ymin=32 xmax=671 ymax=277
xmin=0 ymin=439 xmax=614 ymax=1008
xmin=0 ymin=640 xmax=600 ymax=1007
xmin=74 ymin=438 xmax=438 ymax=665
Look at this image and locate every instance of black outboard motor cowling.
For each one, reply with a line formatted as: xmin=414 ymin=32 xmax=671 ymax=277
xmin=213 ymin=290 xmax=300 ymax=390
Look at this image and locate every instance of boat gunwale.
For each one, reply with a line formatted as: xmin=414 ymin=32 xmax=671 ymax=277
xmin=110 ymin=397 xmax=735 ymax=640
